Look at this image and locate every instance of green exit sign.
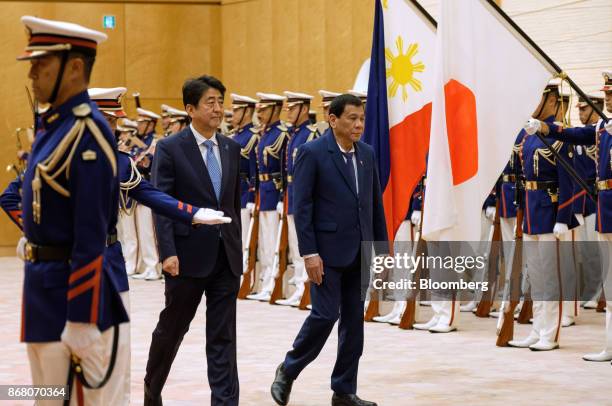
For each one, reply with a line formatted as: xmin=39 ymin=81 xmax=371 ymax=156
xmin=103 ymin=15 xmax=116 ymax=29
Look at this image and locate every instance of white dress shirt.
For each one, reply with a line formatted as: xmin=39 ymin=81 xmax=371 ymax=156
xmin=191 ymin=124 xmax=222 ymax=177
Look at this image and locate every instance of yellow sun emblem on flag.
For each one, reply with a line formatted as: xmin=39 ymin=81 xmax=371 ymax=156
xmin=382 ymin=0 xmax=388 ymax=9
xmin=385 ymin=36 xmax=425 ymax=102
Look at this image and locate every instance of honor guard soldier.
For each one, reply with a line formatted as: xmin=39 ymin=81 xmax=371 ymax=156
xmin=229 ymin=93 xmax=259 ymax=251
xmin=88 ymin=87 xmax=226 ymax=404
xmin=134 ymin=107 xmax=160 ymax=177
xmin=573 ymin=94 xmax=604 ymax=309
xmin=247 ymin=92 xmax=290 ymax=301
xmin=132 ymin=107 xmax=163 ymax=280
xmin=0 ymin=16 xmax=129 ymax=404
xmin=160 ymin=104 xmax=172 ymax=135
xmin=317 ymin=90 xmax=341 ymax=134
xmin=165 ymin=105 xmax=189 ymax=135
xmin=529 ymin=70 xmax=612 ymax=361
xmin=509 ymin=79 xmax=580 ymax=351
xmin=276 ymin=91 xmax=320 ymax=307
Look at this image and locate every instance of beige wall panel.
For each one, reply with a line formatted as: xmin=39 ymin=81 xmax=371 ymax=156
xmin=296 ymin=0 xmax=326 ymax=94
xmin=271 ymin=0 xmax=299 ymax=93
xmin=221 ymin=0 xmax=374 ymax=104
xmin=124 ymin=3 xmax=221 ymax=99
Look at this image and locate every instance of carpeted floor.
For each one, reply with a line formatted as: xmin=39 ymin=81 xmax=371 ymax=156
xmin=0 ymin=256 xmax=609 ymax=405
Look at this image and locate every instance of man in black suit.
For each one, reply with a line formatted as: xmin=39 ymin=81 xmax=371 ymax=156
xmin=144 ymin=75 xmax=242 ymax=406
xmin=271 ymin=94 xmax=388 ymax=406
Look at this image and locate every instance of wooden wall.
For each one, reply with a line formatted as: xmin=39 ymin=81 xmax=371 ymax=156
xmin=0 ymin=1 xmax=221 ymax=247
xmin=220 ymin=0 xmax=375 ymax=102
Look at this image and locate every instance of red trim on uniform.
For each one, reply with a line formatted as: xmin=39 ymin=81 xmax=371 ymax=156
xmin=67 ymin=256 xmax=102 ymax=324
xmin=554 ymin=241 xmax=563 ymax=343
xmin=20 ymin=289 xmax=25 ymax=342
xmin=525 ymin=192 xmax=532 ymax=234
xmin=449 ymin=294 xmax=456 ymax=326
xmin=597 ymin=199 xmax=603 ymax=232
xmin=178 ymin=201 xmax=184 ymax=210
xmin=8 ymin=210 xmax=22 ymax=226
xmin=95 ymin=100 xmax=122 ymax=108
xmin=558 ymin=190 xmax=586 ymax=210
xmin=76 ymin=378 xmax=84 ymax=406
xmin=29 ymin=35 xmax=97 ymax=50
xmin=187 ymin=204 xmax=193 ymax=214
xmin=69 ymin=256 xmax=102 ymax=285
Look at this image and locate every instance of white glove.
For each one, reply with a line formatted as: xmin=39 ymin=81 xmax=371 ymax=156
xmin=485 ymin=206 xmax=496 ymax=221
xmin=410 ymin=210 xmax=421 ymax=226
xmin=16 ymin=236 xmax=26 ymax=261
xmin=276 ymin=201 xmax=284 ymax=215
xmin=524 ymin=118 xmax=541 ymax=135
xmin=246 ymin=202 xmax=255 ymax=213
xmin=61 ymin=321 xmax=102 ymax=360
xmin=193 ymin=208 xmax=232 ymax=225
xmin=553 ymin=222 xmax=569 ymax=239
xmin=605 ymin=120 xmax=612 ymax=134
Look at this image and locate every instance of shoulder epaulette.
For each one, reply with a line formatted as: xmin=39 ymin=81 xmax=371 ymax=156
xmin=306 ymin=124 xmax=319 ymax=141
xmin=241 ymin=132 xmax=259 ymax=159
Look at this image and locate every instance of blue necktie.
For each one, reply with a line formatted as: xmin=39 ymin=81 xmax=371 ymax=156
xmin=342 ymin=151 xmax=357 ymax=195
xmin=204 ymin=140 xmax=222 ymax=200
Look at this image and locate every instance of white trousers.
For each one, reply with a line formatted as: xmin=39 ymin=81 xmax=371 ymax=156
xmin=240 ymin=208 xmax=251 ymax=249
xmin=597 ymin=232 xmax=612 ymax=353
xmin=287 ymin=215 xmax=306 ymax=284
xmin=257 ymin=210 xmax=280 ymax=293
xmin=27 ymin=292 xmax=129 ymax=406
xmin=575 ymin=214 xmax=602 ymax=301
xmin=523 ymin=232 xmax=567 ymax=344
xmin=135 ymin=204 xmax=159 ymax=274
xmin=117 ymin=211 xmax=138 ymax=275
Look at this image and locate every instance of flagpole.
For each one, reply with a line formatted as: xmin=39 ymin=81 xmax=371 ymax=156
xmin=409 ymin=0 xmax=437 ymax=28
xmin=484 ymin=0 xmax=608 ymax=121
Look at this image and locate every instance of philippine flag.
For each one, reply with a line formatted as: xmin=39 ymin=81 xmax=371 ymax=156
xmin=363 ymin=0 xmax=436 ymax=242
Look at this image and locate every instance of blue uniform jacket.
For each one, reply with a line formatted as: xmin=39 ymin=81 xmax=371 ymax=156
xmin=257 ymin=121 xmax=289 ymax=211
xmin=499 ymin=131 xmax=526 ymax=218
xmin=230 ymin=123 xmax=258 ymax=208
xmin=521 ymin=116 xmax=579 ymax=235
xmin=548 ymin=119 xmax=612 ymax=233
xmin=4 ymin=91 xmax=128 ymax=342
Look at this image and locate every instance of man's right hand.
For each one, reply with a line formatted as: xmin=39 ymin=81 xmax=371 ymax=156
xmin=304 ymin=255 xmax=324 ymax=285
xmin=163 ymin=256 xmax=180 ymax=276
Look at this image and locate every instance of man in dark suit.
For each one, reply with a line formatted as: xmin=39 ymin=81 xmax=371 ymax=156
xmin=144 ymin=75 xmax=242 ymax=406
xmin=271 ymin=94 xmax=388 ymax=406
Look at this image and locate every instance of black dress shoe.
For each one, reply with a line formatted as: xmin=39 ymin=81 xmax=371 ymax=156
xmin=271 ymin=363 xmax=294 ymax=405
xmin=331 ymin=393 xmax=377 ymax=406
xmin=144 ymin=384 xmax=163 ymax=406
